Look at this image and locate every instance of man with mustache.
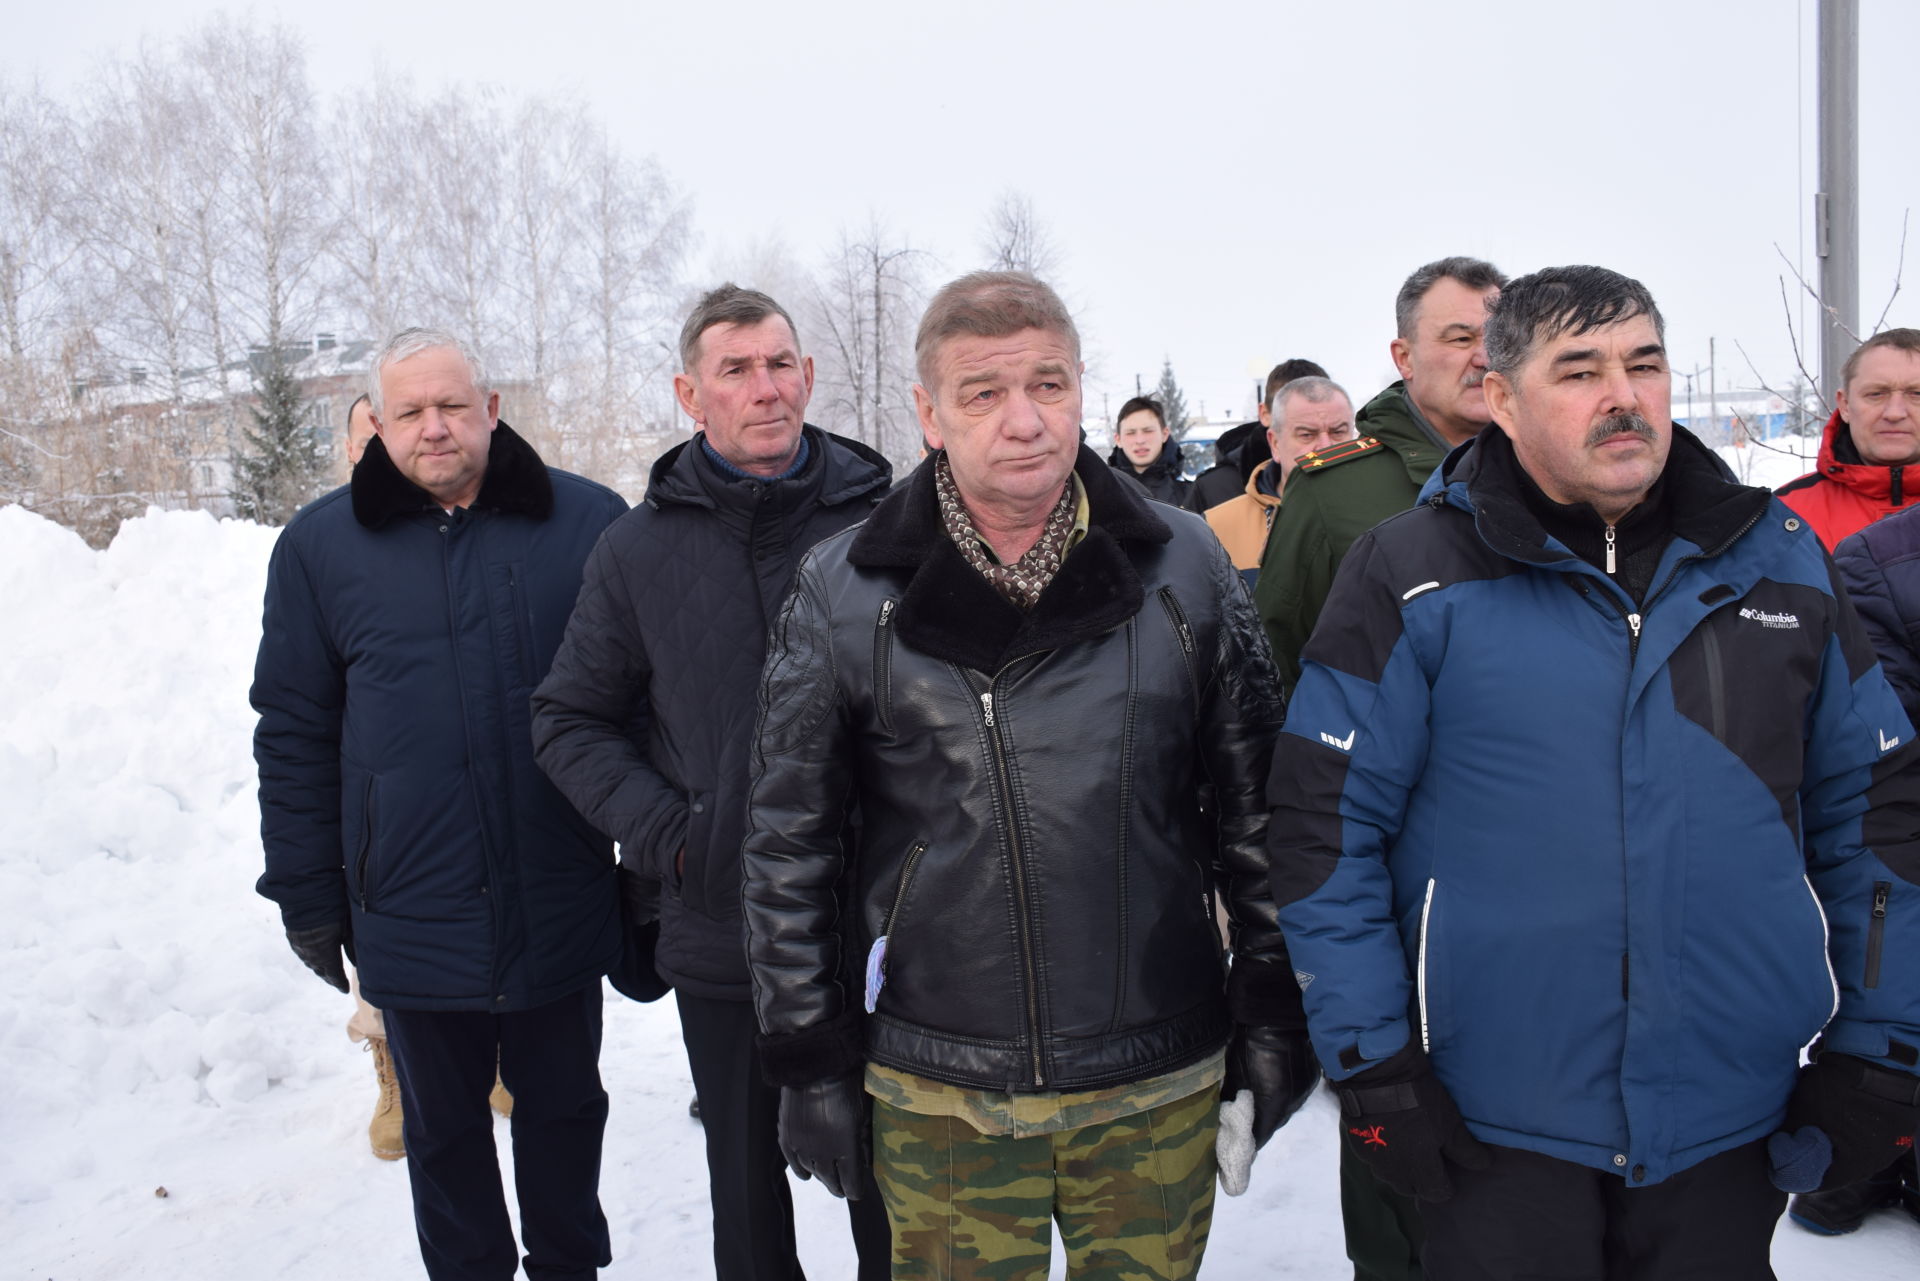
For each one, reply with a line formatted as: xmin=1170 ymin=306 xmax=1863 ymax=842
xmin=1256 ymin=258 xmax=1506 ymax=696
xmin=1270 ymin=265 xmax=1920 ymax=1278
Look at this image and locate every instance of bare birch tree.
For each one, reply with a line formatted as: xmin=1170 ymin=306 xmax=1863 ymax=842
xmin=979 ymin=190 xmax=1060 ymax=279
xmin=807 ymin=219 xmax=929 ymax=468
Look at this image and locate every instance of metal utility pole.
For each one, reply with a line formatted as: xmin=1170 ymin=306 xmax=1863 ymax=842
xmin=1817 ymin=0 xmax=1860 ymax=404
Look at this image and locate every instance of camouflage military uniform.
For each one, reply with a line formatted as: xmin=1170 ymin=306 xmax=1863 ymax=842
xmin=873 ymin=1079 xmax=1221 ymax=1280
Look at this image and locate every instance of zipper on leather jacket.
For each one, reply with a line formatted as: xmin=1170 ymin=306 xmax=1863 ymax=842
xmin=972 ymin=672 xmax=1045 ymax=1086
xmin=874 ymin=599 xmax=897 ymax=732
xmin=882 ymin=841 xmax=929 ymax=937
xmin=1867 ymin=880 xmax=1891 ymax=989
xmin=1157 ymin=587 xmax=1200 ymax=705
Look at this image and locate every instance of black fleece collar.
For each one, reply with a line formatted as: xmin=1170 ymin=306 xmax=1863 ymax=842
xmin=849 ymin=445 xmax=1173 ymax=673
xmin=352 ymin=419 xmax=552 ymax=529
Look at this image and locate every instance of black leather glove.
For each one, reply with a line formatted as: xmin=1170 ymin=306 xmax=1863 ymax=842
xmin=777 ymin=1073 xmax=870 ymax=1200
xmin=1772 ymin=1049 xmax=1920 ymax=1193
xmin=1224 ymin=1025 xmax=1321 ymax=1147
xmin=1335 ymin=1041 xmax=1490 ymax=1203
xmin=285 ymin=921 xmax=352 ymax=994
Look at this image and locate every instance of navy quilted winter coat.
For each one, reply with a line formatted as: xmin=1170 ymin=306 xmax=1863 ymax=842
xmin=253 ymin=424 xmax=628 ymax=1012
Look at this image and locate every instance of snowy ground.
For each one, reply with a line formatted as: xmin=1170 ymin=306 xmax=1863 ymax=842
xmin=4 ymin=488 xmax=1915 ymax=1279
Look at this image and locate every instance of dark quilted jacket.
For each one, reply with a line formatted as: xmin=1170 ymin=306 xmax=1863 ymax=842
xmin=253 ymin=423 xmax=628 ymax=1012
xmin=1836 ymin=503 xmax=1920 ymax=720
xmin=531 ymin=427 xmax=891 ymax=1000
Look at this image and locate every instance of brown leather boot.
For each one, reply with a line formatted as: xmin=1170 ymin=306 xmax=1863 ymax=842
xmin=488 ymin=1073 xmax=513 ymax=1119
xmin=367 ymin=1037 xmax=405 ymax=1160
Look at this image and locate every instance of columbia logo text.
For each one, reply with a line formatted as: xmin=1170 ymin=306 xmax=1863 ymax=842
xmin=1738 ymin=607 xmax=1800 ymax=630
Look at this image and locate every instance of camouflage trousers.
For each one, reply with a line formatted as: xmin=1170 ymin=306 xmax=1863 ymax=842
xmin=873 ymin=1085 xmax=1219 ymax=1280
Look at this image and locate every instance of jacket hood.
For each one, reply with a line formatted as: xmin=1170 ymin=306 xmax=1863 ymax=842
xmin=645 ymin=424 xmax=893 ymax=512
xmin=1355 ymin=381 xmax=1454 ymax=487
xmin=352 ymin=418 xmax=552 ymax=529
xmin=849 ymin=444 xmax=1173 ymax=672
xmin=1786 ymin=407 xmax=1915 ymax=505
xmin=1106 ymin=434 xmax=1185 ymax=480
xmin=1432 ymin=423 xmax=1767 ymax=568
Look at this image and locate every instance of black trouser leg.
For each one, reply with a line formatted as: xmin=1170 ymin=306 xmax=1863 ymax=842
xmin=678 ymin=991 xmax=806 ymax=1281
xmin=1339 ymin=1120 xmax=1424 ymax=1281
xmin=1601 ymin=1140 xmax=1784 ymax=1281
xmin=1423 ymin=1139 xmax=1785 ymax=1281
xmin=499 ymin=986 xmax=612 ymax=1281
xmin=384 ymin=1005 xmax=518 ymax=1281
xmin=676 ymin=992 xmax=893 ymax=1281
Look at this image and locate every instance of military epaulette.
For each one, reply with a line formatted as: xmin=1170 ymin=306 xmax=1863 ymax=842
xmin=1295 ymin=436 xmax=1384 ymax=472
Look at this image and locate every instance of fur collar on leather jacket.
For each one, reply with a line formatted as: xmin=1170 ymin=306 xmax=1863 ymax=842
xmin=849 ymin=445 xmax=1172 ymax=673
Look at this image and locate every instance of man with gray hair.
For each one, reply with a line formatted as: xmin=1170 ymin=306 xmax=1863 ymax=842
xmin=253 ymin=327 xmax=629 ymax=1277
xmin=1205 ymin=375 xmax=1356 ymax=586
xmin=1256 ymin=255 xmax=1506 ymax=696
xmin=531 ymin=284 xmax=894 ymax=1279
xmin=739 ymin=271 xmax=1312 ymax=1276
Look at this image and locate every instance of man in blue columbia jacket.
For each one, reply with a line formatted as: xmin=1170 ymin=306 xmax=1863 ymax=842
xmin=1270 ymin=266 xmax=1920 ymax=1278
xmin=253 ymin=328 xmax=628 ymax=1280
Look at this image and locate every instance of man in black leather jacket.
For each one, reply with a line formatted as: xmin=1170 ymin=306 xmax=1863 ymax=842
xmin=741 ymin=271 xmax=1315 ymax=1277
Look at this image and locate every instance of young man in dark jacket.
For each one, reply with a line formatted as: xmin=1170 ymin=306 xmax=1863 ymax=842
xmin=742 ymin=272 xmax=1315 ymax=1278
xmin=1106 ymin=394 xmax=1192 ymax=506
xmin=530 ymin=285 xmax=893 ymax=1280
xmin=253 ymin=329 xmax=628 ymax=1280
xmin=1271 ymin=266 xmax=1920 ymax=1279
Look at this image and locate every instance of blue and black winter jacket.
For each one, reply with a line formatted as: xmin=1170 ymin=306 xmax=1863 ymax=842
xmin=253 ymin=423 xmax=628 ymax=1013
xmin=1270 ymin=426 xmax=1920 ymax=1186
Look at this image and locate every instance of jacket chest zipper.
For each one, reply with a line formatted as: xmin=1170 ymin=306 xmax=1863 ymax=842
xmin=874 ymin=600 xmax=897 ymax=732
xmin=977 ymin=678 xmax=1046 ymax=1086
xmin=1157 ymin=587 xmax=1200 ymax=706
xmin=1866 ymin=881 xmax=1890 ymax=989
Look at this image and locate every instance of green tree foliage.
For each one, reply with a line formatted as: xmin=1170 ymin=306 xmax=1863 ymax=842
xmin=231 ymin=351 xmax=328 ymax=524
xmin=1153 ymin=358 xmax=1192 ymax=440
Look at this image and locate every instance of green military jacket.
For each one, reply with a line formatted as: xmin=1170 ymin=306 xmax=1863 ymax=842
xmin=1253 ymin=380 xmax=1450 ymax=692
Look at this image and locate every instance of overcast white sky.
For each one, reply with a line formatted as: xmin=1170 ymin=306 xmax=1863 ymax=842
xmin=12 ymin=0 xmax=1918 ymax=427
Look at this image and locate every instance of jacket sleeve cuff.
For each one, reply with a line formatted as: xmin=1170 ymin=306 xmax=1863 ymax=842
xmin=757 ymin=1009 xmax=865 ymax=1087
xmin=1226 ymin=955 xmax=1308 ymax=1031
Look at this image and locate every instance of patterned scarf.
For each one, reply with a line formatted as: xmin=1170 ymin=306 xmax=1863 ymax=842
xmin=935 ymin=453 xmax=1077 ymax=611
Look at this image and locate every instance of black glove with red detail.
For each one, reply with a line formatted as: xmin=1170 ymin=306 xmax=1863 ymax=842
xmin=1770 ymin=1047 xmax=1920 ymax=1193
xmin=1334 ymin=1041 xmax=1490 ymax=1203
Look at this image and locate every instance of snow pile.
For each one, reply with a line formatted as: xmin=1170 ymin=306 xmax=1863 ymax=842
xmin=2 ymin=502 xmax=1912 ymax=1278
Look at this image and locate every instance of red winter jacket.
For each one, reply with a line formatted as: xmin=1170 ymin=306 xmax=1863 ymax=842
xmin=1776 ymin=408 xmax=1920 ymax=550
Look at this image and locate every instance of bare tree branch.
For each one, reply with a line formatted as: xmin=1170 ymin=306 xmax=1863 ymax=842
xmin=1873 ymin=208 xmax=1909 ymax=336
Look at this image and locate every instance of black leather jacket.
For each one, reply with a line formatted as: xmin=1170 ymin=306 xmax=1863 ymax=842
xmin=744 ymin=448 xmax=1295 ymax=1093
